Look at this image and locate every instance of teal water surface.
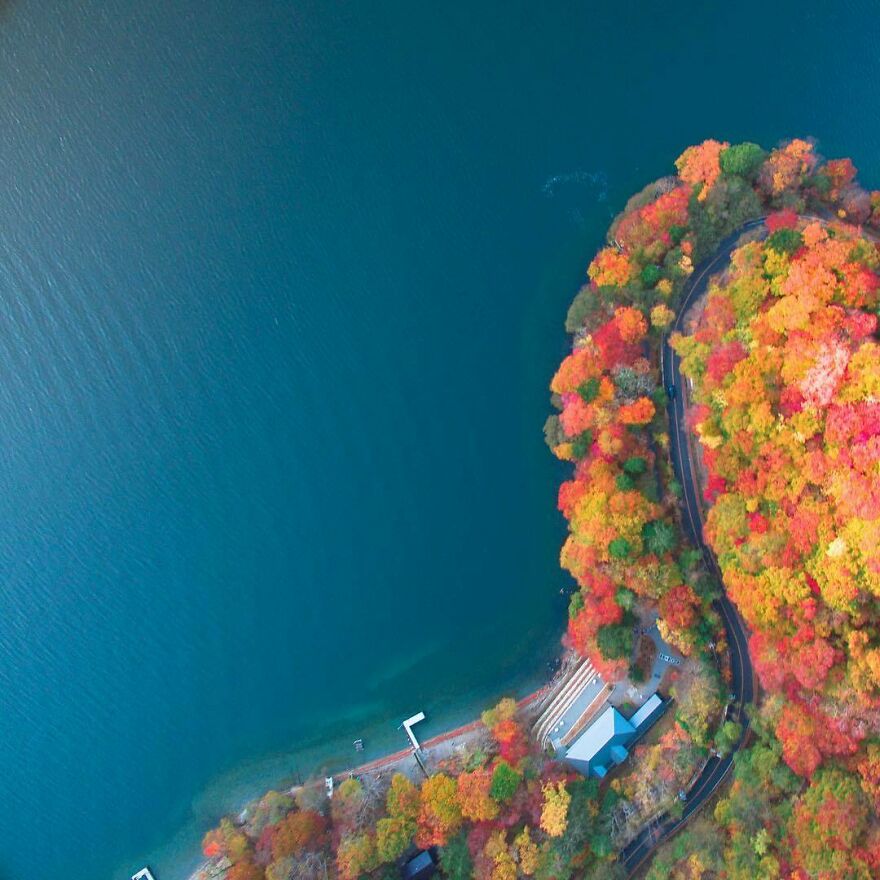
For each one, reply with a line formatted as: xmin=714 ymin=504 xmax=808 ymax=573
xmin=1 ymin=2 xmax=880 ymax=879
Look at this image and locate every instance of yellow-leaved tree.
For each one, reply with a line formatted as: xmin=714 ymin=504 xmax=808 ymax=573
xmin=539 ymin=782 xmax=571 ymax=837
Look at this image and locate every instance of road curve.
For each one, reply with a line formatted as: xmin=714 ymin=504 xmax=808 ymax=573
xmin=618 ymin=221 xmax=762 ymax=877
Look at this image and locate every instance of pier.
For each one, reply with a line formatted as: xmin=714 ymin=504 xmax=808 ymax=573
xmin=400 ymin=711 xmax=426 ymax=751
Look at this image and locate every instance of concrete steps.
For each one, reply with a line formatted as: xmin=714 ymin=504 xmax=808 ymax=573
xmin=533 ymin=658 xmax=598 ymax=747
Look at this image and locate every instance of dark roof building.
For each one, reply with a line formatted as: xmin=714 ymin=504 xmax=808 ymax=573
xmin=402 ymin=850 xmax=436 ymax=880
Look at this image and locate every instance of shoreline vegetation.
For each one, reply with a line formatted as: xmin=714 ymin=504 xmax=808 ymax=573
xmin=188 ymin=139 xmax=880 ymax=880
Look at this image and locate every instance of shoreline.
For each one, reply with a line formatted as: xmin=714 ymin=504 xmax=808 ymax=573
xmin=330 ymin=683 xmax=551 ymax=782
xmin=135 ymin=605 xmax=567 ymax=880
xmin=186 ymin=670 xmax=566 ymax=880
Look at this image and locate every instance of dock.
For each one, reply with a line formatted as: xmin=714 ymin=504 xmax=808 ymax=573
xmin=400 ymin=711 xmax=426 ymax=751
xmin=132 ymin=869 xmax=156 ymax=880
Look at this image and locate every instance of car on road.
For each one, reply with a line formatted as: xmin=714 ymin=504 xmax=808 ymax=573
xmin=666 ymin=384 xmax=676 ymax=399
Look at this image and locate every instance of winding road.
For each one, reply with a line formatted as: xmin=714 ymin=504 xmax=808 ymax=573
xmin=618 ymin=221 xmax=762 ymax=877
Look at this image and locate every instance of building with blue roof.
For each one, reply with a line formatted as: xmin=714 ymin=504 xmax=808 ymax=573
xmin=565 ymin=694 xmax=669 ymax=778
xmin=564 ymin=705 xmax=635 ymax=777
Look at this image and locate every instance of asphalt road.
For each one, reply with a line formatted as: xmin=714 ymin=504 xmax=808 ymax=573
xmin=618 ymin=220 xmax=762 ymax=877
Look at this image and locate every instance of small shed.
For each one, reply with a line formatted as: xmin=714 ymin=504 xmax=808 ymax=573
xmin=402 ymin=849 xmax=437 ymax=880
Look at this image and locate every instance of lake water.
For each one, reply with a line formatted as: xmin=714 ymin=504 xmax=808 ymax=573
xmin=0 ymin=2 xmax=878 ymax=878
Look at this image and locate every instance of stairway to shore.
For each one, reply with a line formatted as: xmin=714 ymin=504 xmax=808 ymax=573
xmin=532 ymin=658 xmax=598 ymax=748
